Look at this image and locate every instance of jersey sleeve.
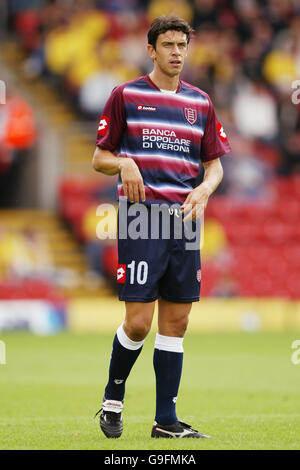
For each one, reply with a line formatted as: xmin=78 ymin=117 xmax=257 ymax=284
xmin=200 ymin=96 xmax=231 ymax=162
xmin=95 ymin=85 xmax=126 ymax=152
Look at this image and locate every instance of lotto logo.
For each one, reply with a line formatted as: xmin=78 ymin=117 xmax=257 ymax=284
xmin=98 ymin=115 xmax=109 ymax=136
xmin=196 ymin=269 xmax=201 ymax=282
xmin=137 ymin=105 xmax=157 ymax=112
xmin=117 ymin=264 xmax=126 ymax=283
xmin=216 ymin=122 xmax=227 ymax=142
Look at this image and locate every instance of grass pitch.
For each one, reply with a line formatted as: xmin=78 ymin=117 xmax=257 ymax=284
xmin=0 ymin=330 xmax=299 ymax=450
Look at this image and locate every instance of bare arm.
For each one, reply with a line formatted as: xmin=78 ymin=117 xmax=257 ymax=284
xmin=201 ymin=157 xmax=224 ymax=195
xmin=92 ymin=147 xmax=124 ymax=176
xmin=181 ymin=158 xmax=223 ymax=221
xmin=92 ymin=147 xmax=146 ymax=202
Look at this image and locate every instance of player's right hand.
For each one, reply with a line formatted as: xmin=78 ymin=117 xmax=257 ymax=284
xmin=118 ymin=158 xmax=146 ymax=203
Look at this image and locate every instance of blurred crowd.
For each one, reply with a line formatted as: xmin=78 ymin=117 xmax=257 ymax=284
xmin=0 ymin=88 xmax=36 ymax=205
xmin=0 ymin=225 xmax=53 ymax=280
xmin=4 ymin=0 xmax=300 ymax=181
xmin=0 ymin=223 xmax=62 ymax=285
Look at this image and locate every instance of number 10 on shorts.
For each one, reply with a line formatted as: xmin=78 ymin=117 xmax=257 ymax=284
xmin=117 ymin=261 xmax=148 ymax=285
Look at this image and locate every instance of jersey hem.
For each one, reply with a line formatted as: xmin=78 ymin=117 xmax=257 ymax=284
xmin=119 ymin=295 xmax=200 ymax=303
xmin=119 ymin=295 xmax=159 ymax=303
xmin=160 ymin=296 xmax=200 ymax=303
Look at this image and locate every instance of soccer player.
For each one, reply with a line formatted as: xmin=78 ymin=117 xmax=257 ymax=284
xmin=92 ymin=15 xmax=231 ymax=438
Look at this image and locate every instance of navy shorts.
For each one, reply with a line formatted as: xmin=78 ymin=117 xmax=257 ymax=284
xmin=117 ymin=202 xmax=201 ymax=303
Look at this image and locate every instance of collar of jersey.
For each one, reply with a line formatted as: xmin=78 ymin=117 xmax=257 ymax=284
xmin=145 ymin=74 xmax=182 ymax=93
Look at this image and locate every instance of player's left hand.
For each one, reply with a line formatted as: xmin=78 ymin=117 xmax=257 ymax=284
xmin=180 ymin=182 xmax=212 ymax=222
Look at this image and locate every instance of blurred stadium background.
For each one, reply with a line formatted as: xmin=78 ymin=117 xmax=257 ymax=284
xmin=0 ymin=0 xmax=300 ymax=335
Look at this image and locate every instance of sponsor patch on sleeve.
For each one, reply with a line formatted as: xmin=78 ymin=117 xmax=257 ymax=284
xmin=216 ymin=122 xmax=228 ymax=142
xmin=98 ymin=115 xmax=110 ymax=136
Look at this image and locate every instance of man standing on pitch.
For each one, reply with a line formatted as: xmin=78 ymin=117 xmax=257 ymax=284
xmin=93 ymin=15 xmax=231 ymax=438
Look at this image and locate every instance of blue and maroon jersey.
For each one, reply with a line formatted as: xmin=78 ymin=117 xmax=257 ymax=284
xmin=96 ymin=75 xmax=231 ymax=205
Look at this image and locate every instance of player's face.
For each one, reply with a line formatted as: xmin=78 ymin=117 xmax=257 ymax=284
xmin=148 ymin=30 xmax=188 ymax=78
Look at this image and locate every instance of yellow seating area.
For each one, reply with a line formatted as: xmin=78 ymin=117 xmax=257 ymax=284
xmin=0 ymin=209 xmax=112 ymax=297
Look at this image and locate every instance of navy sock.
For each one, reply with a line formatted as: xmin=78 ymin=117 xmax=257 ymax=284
xmin=104 ymin=325 xmax=144 ymax=401
xmin=153 ymin=334 xmax=184 ymax=426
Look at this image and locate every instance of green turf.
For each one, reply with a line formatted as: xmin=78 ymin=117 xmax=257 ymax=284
xmin=0 ymin=330 xmax=299 ymax=450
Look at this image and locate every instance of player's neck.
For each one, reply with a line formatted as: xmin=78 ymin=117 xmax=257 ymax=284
xmin=149 ymin=70 xmax=179 ymax=92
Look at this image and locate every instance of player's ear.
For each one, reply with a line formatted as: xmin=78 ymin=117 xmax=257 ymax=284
xmin=147 ymin=44 xmax=156 ymax=61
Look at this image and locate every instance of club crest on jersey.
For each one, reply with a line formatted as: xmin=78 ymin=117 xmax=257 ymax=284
xmin=184 ymin=108 xmax=197 ymax=125
xmin=97 ymin=115 xmax=109 ymax=136
xmin=117 ymin=264 xmax=126 ymax=283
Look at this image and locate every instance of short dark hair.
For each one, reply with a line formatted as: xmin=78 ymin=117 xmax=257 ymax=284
xmin=147 ymin=15 xmax=194 ymax=49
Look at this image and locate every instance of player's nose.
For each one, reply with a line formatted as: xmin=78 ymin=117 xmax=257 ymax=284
xmin=171 ymin=45 xmax=181 ymax=55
